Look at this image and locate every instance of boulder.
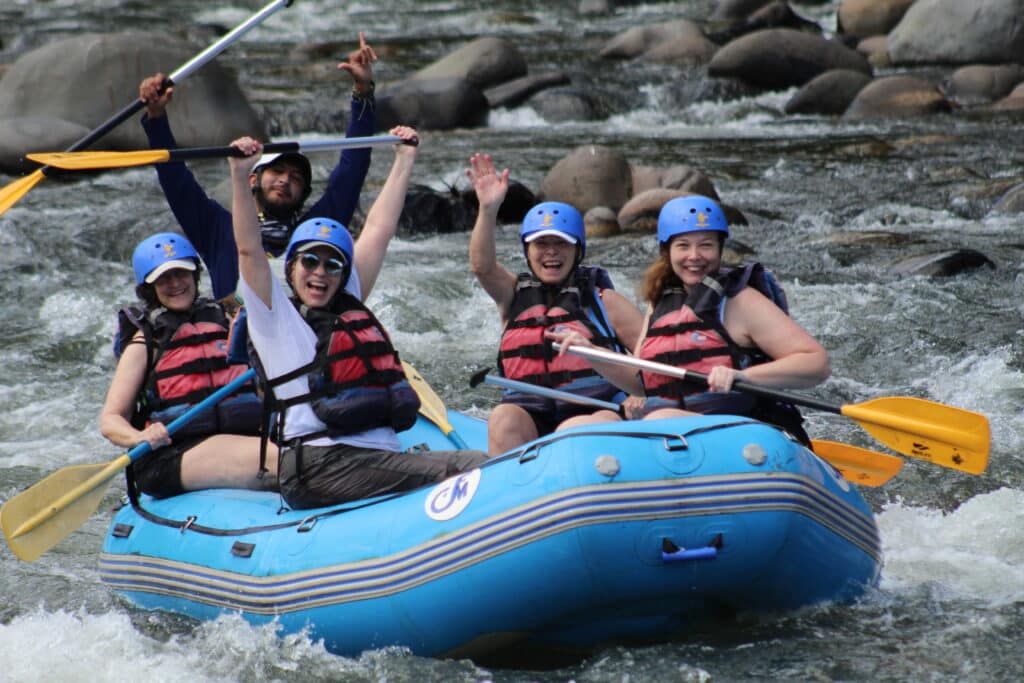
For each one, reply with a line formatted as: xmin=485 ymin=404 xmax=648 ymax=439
xmin=989 ymin=82 xmax=1024 ymax=111
xmin=708 ymin=28 xmax=871 ymax=90
xmin=838 ymin=0 xmax=916 ymax=39
xmin=992 ymin=181 xmax=1024 ymax=213
xmin=376 ymin=78 xmax=489 ymax=131
xmin=711 ymin=0 xmax=775 ymax=21
xmin=0 ymin=32 xmax=265 ymax=171
xmin=888 ymin=0 xmax=1024 ymax=65
xmin=618 ymin=189 xmax=694 ymax=233
xmin=600 ymin=20 xmax=718 ymax=65
xmin=584 ymin=206 xmax=621 ymax=237
xmin=484 ymin=72 xmax=570 ymax=108
xmin=411 ymin=37 xmax=527 ymax=90
xmin=843 ymin=75 xmax=949 ymax=119
xmin=944 ymin=64 xmax=1024 ymax=105
xmin=891 ymin=250 xmax=996 ymax=277
xmin=529 ymin=87 xmax=610 ymax=122
xmin=631 ymin=164 xmax=718 ymax=197
xmin=785 ymin=69 xmax=873 ymax=115
xmin=538 ymin=145 xmax=632 ymax=213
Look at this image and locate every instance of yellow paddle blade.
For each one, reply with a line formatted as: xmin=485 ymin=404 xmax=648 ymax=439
xmin=0 ymin=169 xmax=45 ymax=216
xmin=811 ymin=440 xmax=903 ymax=488
xmin=1 ymin=455 xmax=129 ymax=562
xmin=401 ymin=361 xmax=469 ymax=448
xmin=842 ymin=396 xmax=990 ymax=475
xmin=402 ymin=361 xmax=453 ymax=433
xmin=25 ymin=149 xmax=172 ymax=170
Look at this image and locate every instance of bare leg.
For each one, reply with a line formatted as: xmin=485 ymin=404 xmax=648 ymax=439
xmin=644 ymin=407 xmax=700 ymax=420
xmin=556 ymin=409 xmax=622 ymax=430
xmin=179 ymin=434 xmax=279 ymax=492
xmin=487 ymin=403 xmax=539 ymax=456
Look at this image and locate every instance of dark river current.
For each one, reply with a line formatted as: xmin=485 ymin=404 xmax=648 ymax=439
xmin=1 ymin=1 xmax=1022 ymax=681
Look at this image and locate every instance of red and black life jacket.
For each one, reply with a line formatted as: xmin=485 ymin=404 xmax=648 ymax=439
xmin=255 ymin=291 xmax=420 ymax=442
xmin=497 ymin=265 xmax=625 ymax=413
xmin=639 ymin=263 xmax=809 ymax=443
xmin=117 ymin=299 xmax=262 ymax=440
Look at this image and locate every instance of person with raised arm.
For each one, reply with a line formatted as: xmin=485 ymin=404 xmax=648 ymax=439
xmin=467 ymin=153 xmax=644 ymax=456
xmin=139 ymin=32 xmax=379 ymax=302
xmin=228 ymin=127 xmax=487 ymax=509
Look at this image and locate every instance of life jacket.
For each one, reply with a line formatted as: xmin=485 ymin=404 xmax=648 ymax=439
xmin=253 ymin=291 xmax=420 ymax=443
xmin=497 ymin=265 xmax=626 ymax=413
xmin=116 ymin=299 xmax=262 ymax=441
xmin=639 ymin=263 xmax=808 ymax=445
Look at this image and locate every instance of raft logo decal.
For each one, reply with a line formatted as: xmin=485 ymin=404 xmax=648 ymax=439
xmin=425 ymin=468 xmax=481 ymax=521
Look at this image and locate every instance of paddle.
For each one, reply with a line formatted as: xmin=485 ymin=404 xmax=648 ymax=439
xmin=555 ymin=343 xmax=990 ymax=475
xmin=401 ymin=361 xmax=470 ymax=449
xmin=27 ymin=135 xmax=407 ymax=171
xmin=1 ymin=369 xmax=257 ymax=562
xmin=0 ymin=0 xmax=294 ymax=217
xmin=468 ymin=367 xmax=901 ymax=487
xmin=468 ymin=367 xmax=622 ymax=412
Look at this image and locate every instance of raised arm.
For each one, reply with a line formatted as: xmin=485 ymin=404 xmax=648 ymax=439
xmin=229 ymin=137 xmax=273 ymax=308
xmin=467 ymin=153 xmax=518 ymax=319
xmin=352 ymin=125 xmax=419 ymax=300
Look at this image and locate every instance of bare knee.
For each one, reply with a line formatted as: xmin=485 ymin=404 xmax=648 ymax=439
xmin=557 ymin=409 xmax=622 ymax=430
xmin=487 ymin=404 xmax=538 ymax=456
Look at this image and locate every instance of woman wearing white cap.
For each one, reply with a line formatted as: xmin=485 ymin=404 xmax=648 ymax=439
xmin=466 ymin=153 xmax=644 ymax=455
xmin=99 ymin=232 xmax=276 ymax=498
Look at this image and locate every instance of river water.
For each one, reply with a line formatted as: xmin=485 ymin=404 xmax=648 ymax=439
xmin=1 ymin=1 xmax=1022 ymax=681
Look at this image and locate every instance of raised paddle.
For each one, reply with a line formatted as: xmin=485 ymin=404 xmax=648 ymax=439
xmin=555 ymin=343 xmax=990 ymax=475
xmin=468 ymin=367 xmax=901 ymax=487
xmin=1 ymin=369 xmax=257 ymax=562
xmin=401 ymin=361 xmax=470 ymax=449
xmin=27 ymin=135 xmax=410 ymax=171
xmin=0 ymin=0 xmax=294 ymax=216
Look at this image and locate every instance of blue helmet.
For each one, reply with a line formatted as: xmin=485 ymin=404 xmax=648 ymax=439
xmin=284 ymin=217 xmax=354 ymax=280
xmin=656 ymin=195 xmax=729 ymax=246
xmin=520 ymin=201 xmax=586 ymax=259
xmin=131 ymin=232 xmax=200 ymax=285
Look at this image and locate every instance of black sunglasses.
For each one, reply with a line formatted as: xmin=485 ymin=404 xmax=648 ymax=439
xmin=298 ymin=252 xmax=346 ymax=276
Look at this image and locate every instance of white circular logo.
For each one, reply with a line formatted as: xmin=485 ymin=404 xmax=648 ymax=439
xmin=424 ymin=468 xmax=481 ymax=521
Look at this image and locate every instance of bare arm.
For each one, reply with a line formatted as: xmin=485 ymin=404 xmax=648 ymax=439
xmin=229 ymin=137 xmax=273 ymax=308
xmin=353 ymin=126 xmax=419 ymax=299
xmin=600 ymin=289 xmax=644 ymax=352
xmin=719 ymin=287 xmax=831 ymax=390
xmin=99 ymin=337 xmax=171 ymax=449
xmin=467 ymin=153 xmax=518 ymax=319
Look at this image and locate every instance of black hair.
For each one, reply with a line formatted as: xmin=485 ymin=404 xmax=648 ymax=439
xmin=135 ymin=268 xmax=202 ymax=309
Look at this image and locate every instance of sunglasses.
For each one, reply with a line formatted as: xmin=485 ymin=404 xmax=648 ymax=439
xmin=298 ymin=252 xmax=346 ymax=276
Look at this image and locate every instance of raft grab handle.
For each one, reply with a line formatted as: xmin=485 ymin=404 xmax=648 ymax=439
xmin=661 ymin=534 xmax=722 ymax=563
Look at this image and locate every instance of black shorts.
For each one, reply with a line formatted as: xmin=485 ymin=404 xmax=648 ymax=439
xmin=130 ymin=434 xmax=207 ymax=498
xmin=278 ymin=441 xmax=489 ymax=510
xmin=522 ymin=404 xmax=602 ymax=438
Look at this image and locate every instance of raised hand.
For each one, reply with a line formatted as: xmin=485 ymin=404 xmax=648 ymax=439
xmin=467 ymin=153 xmax=509 ymax=213
xmin=338 ymin=31 xmax=378 ymax=93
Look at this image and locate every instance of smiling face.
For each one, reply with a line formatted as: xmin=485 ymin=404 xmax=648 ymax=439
xmin=251 ymin=161 xmax=307 ymax=215
xmin=151 ymin=268 xmax=198 ymax=312
xmin=526 ymin=235 xmax=577 ymax=285
xmin=289 ymin=245 xmax=343 ymax=308
xmin=667 ymin=230 xmax=723 ymax=289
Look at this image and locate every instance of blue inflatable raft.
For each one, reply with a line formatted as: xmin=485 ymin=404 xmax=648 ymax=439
xmin=99 ymin=412 xmax=881 ymax=663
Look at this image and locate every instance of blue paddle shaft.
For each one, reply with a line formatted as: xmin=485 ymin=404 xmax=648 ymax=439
xmin=483 ymin=374 xmax=621 ymax=412
xmin=127 ymin=369 xmax=257 ymax=464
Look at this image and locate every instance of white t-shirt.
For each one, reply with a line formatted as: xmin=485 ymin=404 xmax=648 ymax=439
xmin=238 ymin=269 xmax=401 ymax=451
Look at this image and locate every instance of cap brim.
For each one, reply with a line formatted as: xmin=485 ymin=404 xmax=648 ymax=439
xmin=144 ymin=259 xmax=197 ymax=284
xmin=524 ymin=229 xmax=578 ymax=244
xmin=295 ymin=240 xmax=345 ymax=257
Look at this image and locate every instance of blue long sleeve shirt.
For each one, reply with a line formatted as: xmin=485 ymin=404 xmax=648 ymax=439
xmin=141 ymin=97 xmax=376 ymax=300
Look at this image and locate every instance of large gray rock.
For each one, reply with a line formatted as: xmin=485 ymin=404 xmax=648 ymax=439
xmin=538 ymin=145 xmax=632 ymax=213
xmin=0 ymin=31 xmax=265 ymax=171
xmin=838 ymin=0 xmax=916 ymax=39
xmin=843 ymin=75 xmax=949 ymax=119
xmin=376 ymin=78 xmax=490 ymax=131
xmin=712 ymin=0 xmax=775 ymax=21
xmin=992 ymin=181 xmax=1024 ymax=213
xmin=484 ymin=72 xmax=570 ymax=108
xmin=943 ymin=64 xmax=1024 ymax=105
xmin=411 ymin=37 xmax=527 ymax=90
xmin=600 ymin=20 xmax=718 ymax=65
xmin=0 ymin=117 xmax=90 ymax=173
xmin=785 ymin=69 xmax=873 ymax=115
xmin=708 ymin=29 xmax=871 ymax=90
xmin=888 ymin=0 xmax=1024 ymax=65
xmin=891 ymin=250 xmax=996 ymax=277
